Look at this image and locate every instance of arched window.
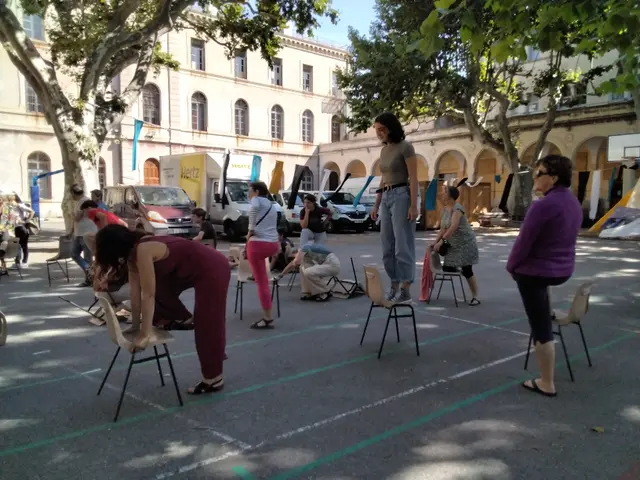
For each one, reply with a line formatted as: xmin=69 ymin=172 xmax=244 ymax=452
xmin=27 ymin=152 xmax=52 ymax=199
xmin=301 ymin=110 xmax=314 ymax=143
xmin=301 ymin=168 xmax=314 ymax=191
xmin=234 ymin=99 xmax=249 ymax=135
xmin=144 ymin=158 xmax=160 ymax=185
xmin=271 ymin=105 xmax=284 ymax=140
xmin=331 ymin=115 xmax=341 ymax=143
xmin=25 ymin=82 xmax=44 ymax=114
xmin=191 ymin=92 xmax=207 ymax=131
xmin=98 ymin=158 xmax=107 ymax=190
xmin=142 ymin=84 xmax=160 ymax=125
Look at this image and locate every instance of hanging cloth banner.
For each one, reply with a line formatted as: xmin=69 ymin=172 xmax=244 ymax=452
xmin=608 ymin=167 xmax=617 ymax=203
xmin=353 ymin=176 xmax=375 ymax=206
xmin=287 ymin=164 xmax=308 ymax=210
xmin=326 ymin=173 xmax=352 ymax=202
xmin=250 ymin=155 xmax=262 ymax=182
xmin=498 ymin=174 xmax=514 ymax=212
xmin=589 ymin=170 xmax=601 ymax=220
xmin=495 ymin=175 xmax=501 ymax=184
xmin=131 ymin=119 xmax=144 ymax=172
xmin=217 ymin=150 xmax=231 ymax=208
xmin=319 ymin=169 xmax=333 ymax=191
xmin=269 ymin=161 xmax=284 ymax=194
xmin=424 ymin=179 xmax=438 ymax=211
xmin=577 ymin=171 xmax=590 ymax=205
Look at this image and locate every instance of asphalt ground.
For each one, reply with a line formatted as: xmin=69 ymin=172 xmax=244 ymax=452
xmin=0 ymin=226 xmax=639 ymax=480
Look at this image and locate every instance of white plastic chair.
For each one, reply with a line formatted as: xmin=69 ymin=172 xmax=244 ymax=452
xmin=95 ymin=292 xmax=183 ymax=422
xmin=234 ymin=258 xmax=281 ymax=320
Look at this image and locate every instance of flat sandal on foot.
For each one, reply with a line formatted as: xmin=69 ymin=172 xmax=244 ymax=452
xmin=522 ymin=379 xmax=556 ymax=397
xmin=250 ymin=319 xmax=274 ymax=329
xmin=468 ymin=298 xmax=481 ymax=306
xmin=187 ymin=379 xmax=224 ymax=395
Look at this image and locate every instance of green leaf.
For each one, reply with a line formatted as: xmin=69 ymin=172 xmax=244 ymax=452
xmin=434 ymin=0 xmax=457 ymax=10
xmin=491 ymin=39 xmax=512 ymax=63
xmin=407 ymin=38 xmax=425 ymax=53
xmin=461 ymin=27 xmax=473 ymax=44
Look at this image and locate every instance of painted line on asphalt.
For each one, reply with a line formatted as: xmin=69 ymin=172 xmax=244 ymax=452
xmin=0 ymin=316 xmax=524 ymax=458
xmin=261 ymin=332 xmax=636 ymax=480
xmin=0 ymin=311 xmax=388 ymax=394
xmin=153 ymin=349 xmax=529 ymax=479
xmin=32 ymin=350 xmax=50 ymax=355
xmin=68 ymin=366 xmax=252 ymax=450
xmin=426 ymin=312 xmax=530 ymax=337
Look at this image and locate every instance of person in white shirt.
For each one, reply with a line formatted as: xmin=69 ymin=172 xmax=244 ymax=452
xmin=68 ymin=184 xmax=98 ymax=287
xmin=245 ymin=181 xmax=279 ymax=329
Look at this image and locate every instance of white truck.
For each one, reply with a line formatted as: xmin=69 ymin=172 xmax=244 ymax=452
xmin=159 ymin=152 xmax=286 ymax=239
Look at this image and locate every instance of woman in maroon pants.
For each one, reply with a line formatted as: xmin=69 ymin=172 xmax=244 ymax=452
xmin=93 ymin=225 xmax=230 ymax=395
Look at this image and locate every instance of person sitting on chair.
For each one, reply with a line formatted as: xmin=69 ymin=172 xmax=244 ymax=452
xmin=191 ymin=208 xmax=217 ymax=248
xmin=270 ymin=228 xmax=295 ymax=272
xmin=277 ymin=243 xmax=340 ymax=302
xmin=0 ymin=196 xmax=17 ymax=274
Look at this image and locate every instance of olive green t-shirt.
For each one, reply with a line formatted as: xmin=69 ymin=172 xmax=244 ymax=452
xmin=378 ymin=140 xmax=416 ymax=185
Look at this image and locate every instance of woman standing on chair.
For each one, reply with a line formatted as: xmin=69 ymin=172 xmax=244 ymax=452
xmin=507 ymin=154 xmax=581 ymax=398
xmin=370 ymin=112 xmax=420 ymax=303
xmin=245 ymin=181 xmax=279 ymax=329
xmin=429 ymin=186 xmax=480 ymax=305
xmin=93 ymin=225 xmax=231 ymax=395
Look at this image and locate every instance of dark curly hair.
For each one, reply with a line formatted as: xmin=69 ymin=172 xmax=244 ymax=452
xmin=535 ymin=154 xmax=573 ymax=188
xmin=374 ymin=112 xmax=406 ymax=144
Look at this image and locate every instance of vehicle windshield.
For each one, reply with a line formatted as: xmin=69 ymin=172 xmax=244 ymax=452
xmin=135 ymin=186 xmax=192 ymax=206
xmin=323 ymin=192 xmax=355 ymax=205
xmin=227 ymin=182 xmax=249 ymax=203
xmin=283 ymin=193 xmax=303 ymax=206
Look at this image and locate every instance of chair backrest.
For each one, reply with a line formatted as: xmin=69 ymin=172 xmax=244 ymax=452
xmin=95 ymin=292 xmax=130 ymax=348
xmin=4 ymin=239 xmax=21 ymax=259
xmin=567 ymin=282 xmax=594 ymax=323
xmin=57 ymin=236 xmax=74 ymax=259
xmin=228 ymin=247 xmax=242 ymax=261
xmin=363 ymin=265 xmax=386 ymax=305
xmin=429 ymin=250 xmax=443 ymax=273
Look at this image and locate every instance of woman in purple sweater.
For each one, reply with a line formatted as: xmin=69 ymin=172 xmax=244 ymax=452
xmin=507 ymin=155 xmax=582 ymax=397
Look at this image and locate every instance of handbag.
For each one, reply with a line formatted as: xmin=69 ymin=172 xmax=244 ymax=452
xmin=438 ymin=239 xmax=451 ymax=255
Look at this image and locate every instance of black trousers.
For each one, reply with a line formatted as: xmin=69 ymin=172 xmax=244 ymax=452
xmin=443 ymin=265 xmax=474 ymax=279
xmin=514 ymin=273 xmax=570 ymax=344
xmin=14 ymin=226 xmax=29 ymax=263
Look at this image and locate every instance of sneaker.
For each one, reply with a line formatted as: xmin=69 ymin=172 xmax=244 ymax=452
xmin=393 ymin=288 xmax=412 ymax=304
xmin=385 ymin=288 xmax=397 ymax=301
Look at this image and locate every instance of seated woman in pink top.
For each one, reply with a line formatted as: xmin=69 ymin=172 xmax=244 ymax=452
xmin=507 ymin=155 xmax=582 ymax=397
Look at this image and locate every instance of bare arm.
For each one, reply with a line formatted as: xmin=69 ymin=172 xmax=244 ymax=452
xmin=280 ymin=249 xmax=304 ymax=276
xmin=95 ymin=212 xmax=109 ymax=230
xmin=300 ymin=208 xmax=309 ymax=229
xmin=128 ymin=267 xmax=142 ymax=329
xmin=442 ymin=210 xmax=462 ymax=241
xmin=193 ymin=231 xmax=205 ymax=242
xmin=133 ymin=243 xmax=161 ymax=335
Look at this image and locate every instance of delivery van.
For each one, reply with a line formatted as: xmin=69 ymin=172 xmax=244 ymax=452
xmin=159 ymin=151 xmax=286 ymax=239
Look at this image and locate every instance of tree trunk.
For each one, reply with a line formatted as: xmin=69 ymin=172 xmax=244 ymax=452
xmin=55 ymin=115 xmax=102 ymax=232
xmin=632 ymin=88 xmax=640 ymax=132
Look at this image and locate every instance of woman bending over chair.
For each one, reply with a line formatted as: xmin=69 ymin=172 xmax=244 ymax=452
xmin=93 ymin=225 xmax=230 ymax=395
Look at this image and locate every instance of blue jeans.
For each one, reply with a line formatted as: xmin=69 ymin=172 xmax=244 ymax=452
xmin=379 ymin=186 xmax=416 ymax=285
xmin=72 ymin=235 xmax=92 ymax=273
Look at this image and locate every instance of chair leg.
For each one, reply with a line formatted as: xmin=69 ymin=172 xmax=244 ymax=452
xmin=47 ymin=263 xmax=52 ymax=287
xmin=377 ymin=309 xmax=393 ymax=359
xmin=239 ymin=282 xmax=244 ymax=320
xmin=153 ymin=346 xmax=165 ymax=387
xmin=97 ymin=347 xmax=121 ymax=395
xmin=164 ymin=344 xmax=183 ymax=407
xmin=459 ymin=276 xmax=467 ymax=303
xmin=113 ymin=353 xmax=136 ymax=422
xmin=524 ymin=333 xmax=532 ymax=370
xmin=234 ymin=281 xmax=240 ymax=313
xmin=360 ymin=302 xmax=374 ymax=345
xmin=577 ymin=322 xmax=592 ymax=367
xmin=394 ymin=309 xmax=400 ymax=342
xmin=16 ymin=263 xmax=23 ymax=280
xmin=436 ymin=278 xmax=444 ymax=299
xmin=557 ymin=327 xmax=575 ymax=382
xmin=64 ymin=261 xmax=69 ymax=283
xmin=410 ymin=306 xmax=420 ymax=356
xmin=426 ymin=275 xmax=437 ymax=304
xmin=450 ymin=277 xmax=458 ymax=307
xmin=276 ymin=283 xmax=280 ymax=317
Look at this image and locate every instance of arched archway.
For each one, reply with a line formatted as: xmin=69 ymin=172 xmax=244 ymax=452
xmin=416 ymin=154 xmax=429 ymax=181
xmin=520 ymin=142 xmax=562 ymax=166
xmin=473 ymin=149 xmax=501 ymax=210
xmin=346 ymin=159 xmax=367 ymax=178
xmin=144 ymin=158 xmax=160 ymax=185
xmin=323 ymin=161 xmax=340 ymax=190
xmin=434 ymin=150 xmax=466 ymax=181
xmin=371 ymin=159 xmax=381 ymax=176
xmin=573 ymin=136 xmax=613 ymax=214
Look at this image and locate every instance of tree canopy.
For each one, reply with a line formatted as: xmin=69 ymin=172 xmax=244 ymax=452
xmin=336 ymin=0 xmax=617 ymax=215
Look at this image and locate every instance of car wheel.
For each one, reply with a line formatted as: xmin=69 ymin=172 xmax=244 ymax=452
xmin=325 ymin=220 xmax=335 ymax=234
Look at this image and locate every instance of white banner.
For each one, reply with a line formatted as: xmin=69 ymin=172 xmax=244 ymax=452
xmin=320 ymin=168 xmax=333 ymax=191
xmin=589 ymin=170 xmax=601 ymax=220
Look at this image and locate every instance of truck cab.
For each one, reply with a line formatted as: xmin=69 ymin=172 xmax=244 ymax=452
xmin=273 ymin=190 xmax=304 ymax=234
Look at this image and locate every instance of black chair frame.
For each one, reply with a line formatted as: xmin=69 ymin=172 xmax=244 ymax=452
xmin=427 ymin=271 xmax=467 ymax=307
xmin=360 ymin=301 xmax=420 ymax=359
xmin=234 ymin=278 xmax=281 ymax=320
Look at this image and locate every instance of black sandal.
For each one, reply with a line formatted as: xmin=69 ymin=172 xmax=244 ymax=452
xmin=300 ymin=294 xmax=313 ymax=301
xmin=468 ymin=298 xmax=481 ymax=306
xmin=187 ymin=379 xmax=224 ymax=395
xmin=250 ymin=319 xmax=274 ymax=329
xmin=315 ymin=293 xmax=330 ymax=302
xmin=522 ymin=379 xmax=557 ymax=397
xmin=163 ymin=319 xmax=195 ymax=331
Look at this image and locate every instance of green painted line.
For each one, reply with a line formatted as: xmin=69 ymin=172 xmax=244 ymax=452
xmin=0 ymin=312 xmax=388 ymax=394
xmin=232 ymin=466 xmax=258 ymax=480
xmin=0 ymin=315 xmax=525 ymax=458
xmin=263 ymin=332 xmax=636 ymax=480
